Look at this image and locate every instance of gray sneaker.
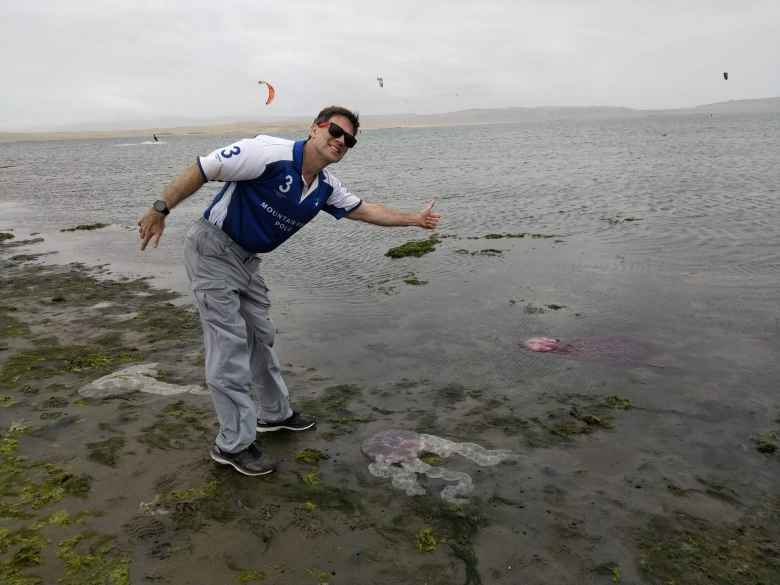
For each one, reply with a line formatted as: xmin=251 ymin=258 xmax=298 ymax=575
xmin=210 ymin=444 xmax=275 ymax=476
xmin=256 ymin=411 xmax=316 ymax=433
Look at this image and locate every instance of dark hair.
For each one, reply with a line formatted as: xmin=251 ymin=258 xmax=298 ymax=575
xmin=313 ymin=106 xmax=360 ymax=134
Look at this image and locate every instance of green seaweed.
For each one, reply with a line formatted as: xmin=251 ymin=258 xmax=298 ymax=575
xmin=593 ymin=562 xmax=622 ymax=582
xmin=138 ymin=400 xmax=211 ymax=450
xmin=604 ymin=395 xmax=633 ymax=410
xmin=385 ymin=236 xmax=440 ymax=259
xmin=0 ymin=345 xmax=141 ymax=390
xmin=57 ymin=533 xmax=129 ymax=585
xmin=237 ymin=568 xmax=266 ymax=583
xmin=304 ymin=568 xmax=332 ymax=584
xmin=301 ymin=471 xmax=321 ymax=487
xmin=86 ymin=437 xmax=126 ymax=467
xmin=754 ymin=431 xmax=777 ymax=454
xmin=407 ymin=497 xmax=487 ymax=585
xmin=298 ymin=384 xmax=372 ymax=436
xmin=150 ymin=478 xmax=236 ymax=531
xmin=295 ymin=448 xmax=329 ymax=465
xmin=416 ymin=527 xmax=439 ymax=552
xmin=0 ymin=309 xmax=28 ymax=338
xmin=0 ymin=425 xmax=97 ymax=585
xmin=0 ymin=232 xmax=15 ymax=241
xmin=419 ymin=452 xmax=443 ymax=466
xmin=403 ymin=274 xmax=429 ymax=285
xmin=272 ymin=476 xmax=362 ymax=514
xmin=638 ymin=509 xmax=780 ymax=585
xmin=59 ymin=223 xmax=110 ymax=232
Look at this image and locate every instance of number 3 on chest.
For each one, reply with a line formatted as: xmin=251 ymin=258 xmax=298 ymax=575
xmin=278 ymin=175 xmax=293 ymax=193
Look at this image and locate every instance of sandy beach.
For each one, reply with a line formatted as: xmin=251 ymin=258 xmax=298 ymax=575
xmin=2 ymin=224 xmax=779 ymax=585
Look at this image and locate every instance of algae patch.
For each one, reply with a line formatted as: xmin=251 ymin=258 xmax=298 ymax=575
xmin=87 ymin=437 xmax=126 ymax=467
xmin=57 ymin=533 xmax=129 ymax=585
xmin=638 ymin=508 xmax=780 ymax=585
xmin=407 ymin=498 xmax=487 ymax=585
xmin=0 ymin=344 xmax=142 ymax=391
xmin=385 ymin=236 xmax=440 ymax=259
xmin=60 ymin=223 xmax=110 ymax=232
xmin=416 ymin=527 xmax=439 ymax=552
xmin=0 ymin=425 xmax=108 ymax=585
xmin=403 ymin=273 xmax=428 ymax=286
xmin=299 ymin=384 xmax=372 ymax=436
xmin=0 ymin=306 xmax=28 ymax=338
xmin=295 ymin=448 xmax=329 ymax=465
xmin=138 ymin=400 xmax=211 ymax=450
xmin=753 ymin=431 xmax=777 ymax=454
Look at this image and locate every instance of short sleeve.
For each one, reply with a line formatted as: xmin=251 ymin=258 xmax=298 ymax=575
xmin=322 ymin=172 xmax=362 ymax=219
xmin=197 ymin=136 xmax=276 ymax=182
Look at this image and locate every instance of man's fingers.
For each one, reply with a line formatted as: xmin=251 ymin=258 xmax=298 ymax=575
xmin=153 ymin=233 xmax=161 ymax=248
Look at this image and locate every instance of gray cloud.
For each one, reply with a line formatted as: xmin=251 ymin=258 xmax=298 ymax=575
xmin=2 ymin=0 xmax=778 ymax=130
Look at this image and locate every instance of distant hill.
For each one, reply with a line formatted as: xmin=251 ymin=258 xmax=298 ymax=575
xmin=689 ymin=96 xmax=780 ymax=114
xmin=362 ymin=106 xmax=640 ymax=128
xmin=1 ymin=98 xmax=777 ymax=142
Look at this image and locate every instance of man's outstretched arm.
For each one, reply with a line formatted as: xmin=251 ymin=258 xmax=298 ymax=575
xmin=137 ymin=163 xmax=206 ymax=250
xmin=347 ymin=200 xmax=441 ymax=230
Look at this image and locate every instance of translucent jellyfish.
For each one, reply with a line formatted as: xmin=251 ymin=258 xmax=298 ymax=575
xmin=361 ymin=430 xmax=515 ymax=504
xmin=525 ymin=336 xmax=659 ymax=367
xmin=79 ymin=363 xmax=207 ymax=398
xmin=525 ymin=337 xmax=560 ymax=352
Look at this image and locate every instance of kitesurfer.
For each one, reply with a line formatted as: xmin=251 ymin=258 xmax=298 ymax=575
xmin=137 ymin=106 xmax=441 ymax=476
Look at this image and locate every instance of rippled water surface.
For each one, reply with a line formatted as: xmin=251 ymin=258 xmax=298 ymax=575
xmin=1 ymin=113 xmax=779 ymax=391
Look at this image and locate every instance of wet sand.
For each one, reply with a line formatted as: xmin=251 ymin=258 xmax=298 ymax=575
xmin=1 ymin=233 xmax=779 ymax=585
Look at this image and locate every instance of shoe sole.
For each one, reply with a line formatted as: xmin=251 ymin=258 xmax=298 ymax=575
xmin=210 ymin=451 xmax=275 ymax=476
xmin=256 ymin=421 xmax=316 ymax=433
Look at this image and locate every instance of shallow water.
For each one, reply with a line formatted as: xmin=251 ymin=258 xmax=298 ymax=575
xmin=2 ymin=113 xmax=779 ymax=583
xmin=2 ymin=114 xmax=779 ymax=383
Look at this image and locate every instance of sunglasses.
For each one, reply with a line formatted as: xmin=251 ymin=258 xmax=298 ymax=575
xmin=317 ymin=122 xmax=357 ymax=148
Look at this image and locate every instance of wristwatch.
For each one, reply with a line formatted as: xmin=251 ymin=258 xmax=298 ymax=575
xmin=152 ymin=200 xmax=170 ymax=216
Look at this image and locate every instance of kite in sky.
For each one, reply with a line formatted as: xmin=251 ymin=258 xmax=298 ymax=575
xmin=257 ymin=80 xmax=276 ymax=105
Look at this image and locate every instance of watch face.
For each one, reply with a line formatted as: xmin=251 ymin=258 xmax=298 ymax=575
xmin=153 ymin=200 xmax=167 ymax=213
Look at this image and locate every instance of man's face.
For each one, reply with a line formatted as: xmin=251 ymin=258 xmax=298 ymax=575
xmin=310 ymin=114 xmax=356 ymax=163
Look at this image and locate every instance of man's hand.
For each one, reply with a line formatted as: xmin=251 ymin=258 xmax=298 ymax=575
xmin=137 ymin=208 xmax=166 ymax=250
xmin=416 ymin=200 xmax=441 ymax=230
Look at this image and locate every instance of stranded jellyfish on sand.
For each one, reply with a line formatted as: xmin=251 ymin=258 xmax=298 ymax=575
xmin=525 ymin=337 xmax=560 ymax=352
xmin=524 ymin=336 xmax=661 ymax=367
xmin=361 ymin=430 xmax=515 ymax=504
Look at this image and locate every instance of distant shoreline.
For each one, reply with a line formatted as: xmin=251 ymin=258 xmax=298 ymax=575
xmin=2 ymin=96 xmax=778 ymax=142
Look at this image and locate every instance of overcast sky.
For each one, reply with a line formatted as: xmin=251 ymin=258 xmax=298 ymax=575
xmin=2 ymin=0 xmax=778 ymax=131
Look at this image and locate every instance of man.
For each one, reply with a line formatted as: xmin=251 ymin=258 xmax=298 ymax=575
xmin=137 ymin=106 xmax=441 ymax=476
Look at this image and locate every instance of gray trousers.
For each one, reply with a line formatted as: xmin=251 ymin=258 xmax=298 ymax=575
xmin=184 ymin=218 xmax=292 ymax=453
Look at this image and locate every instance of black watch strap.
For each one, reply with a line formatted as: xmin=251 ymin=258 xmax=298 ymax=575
xmin=153 ymin=200 xmax=170 ymax=216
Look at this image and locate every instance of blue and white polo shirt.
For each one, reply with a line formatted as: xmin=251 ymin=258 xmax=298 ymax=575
xmin=196 ymin=136 xmax=362 ymax=253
